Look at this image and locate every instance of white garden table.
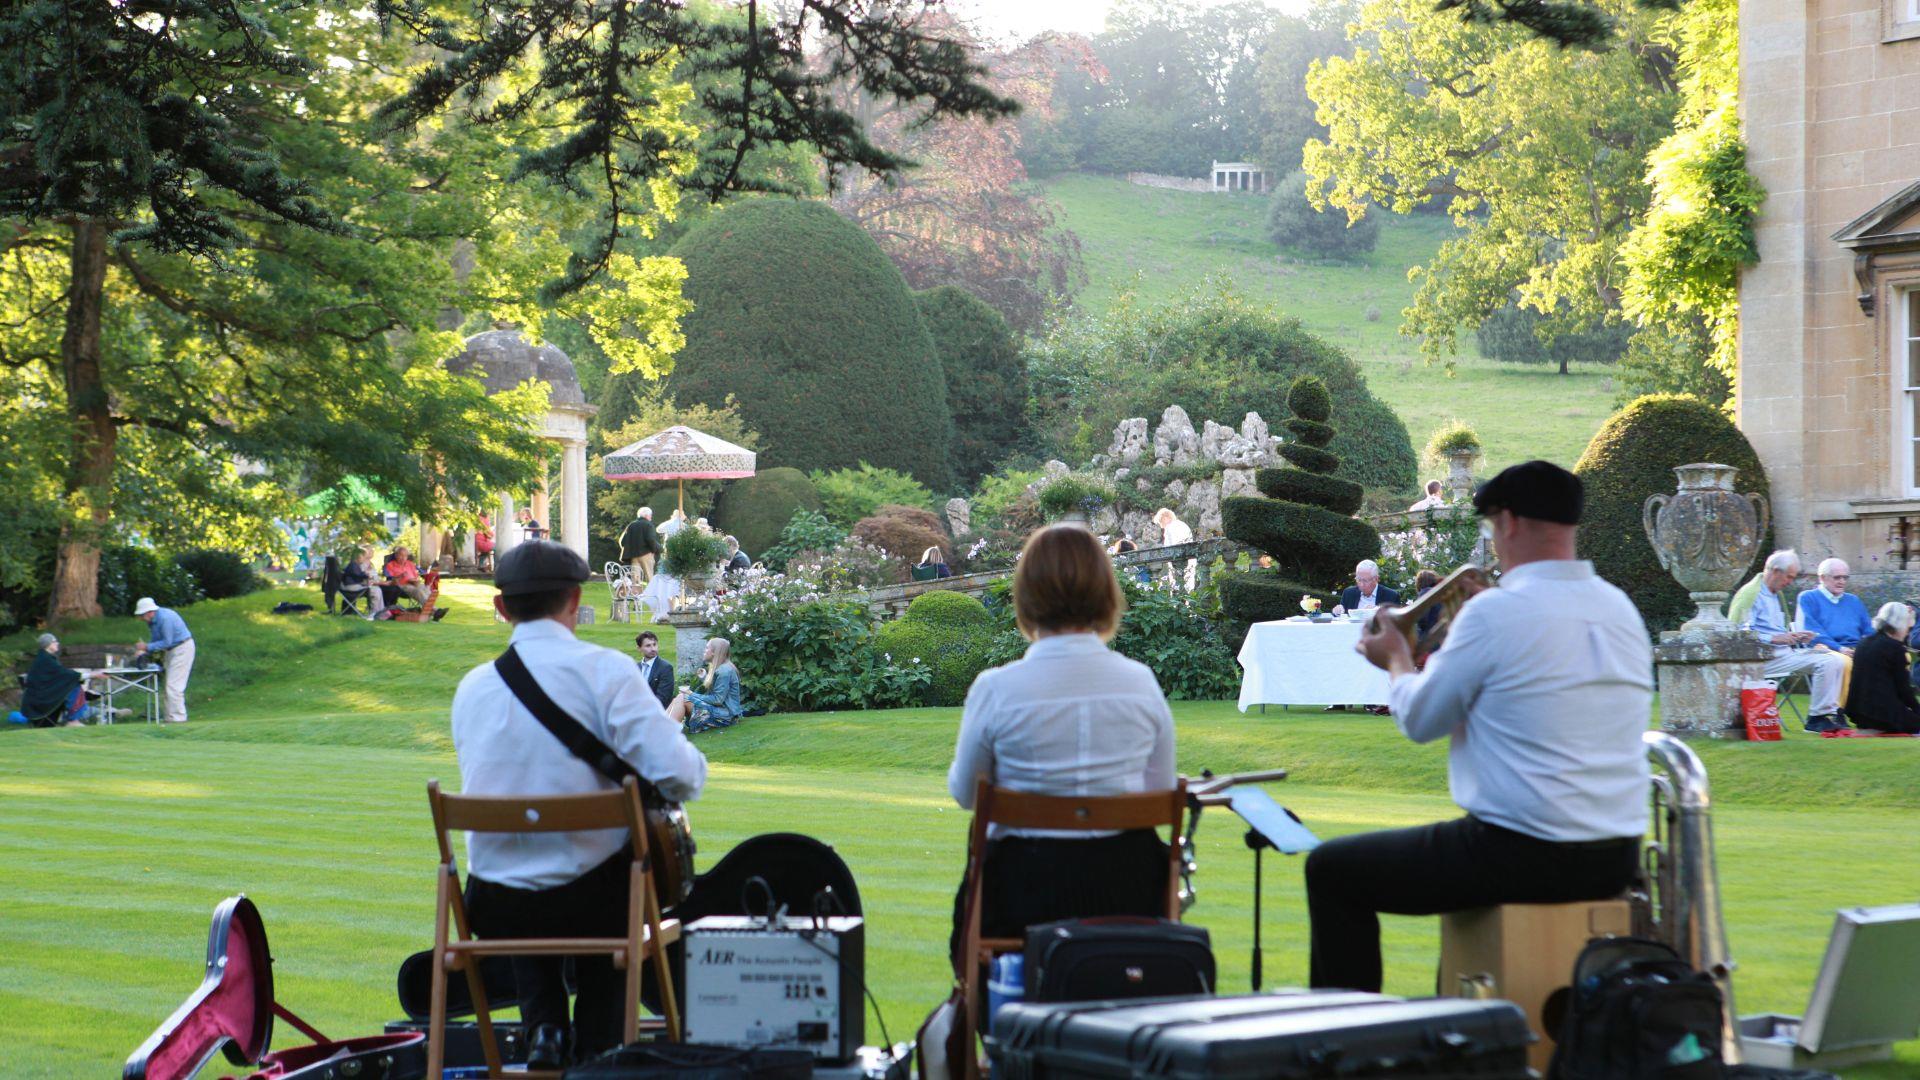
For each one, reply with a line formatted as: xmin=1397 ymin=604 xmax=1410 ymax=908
xmin=1237 ymin=617 xmax=1393 ymax=711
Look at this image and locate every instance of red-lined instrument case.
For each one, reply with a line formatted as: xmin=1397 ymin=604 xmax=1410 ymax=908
xmin=125 ymin=895 xmax=425 ymax=1080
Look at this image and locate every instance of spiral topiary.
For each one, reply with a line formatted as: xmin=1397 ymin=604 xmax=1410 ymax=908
xmin=1217 ymin=374 xmax=1382 ymax=645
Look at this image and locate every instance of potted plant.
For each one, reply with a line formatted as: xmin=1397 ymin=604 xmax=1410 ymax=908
xmin=1424 ymin=420 xmax=1482 ymax=498
xmin=1037 ymin=475 xmax=1117 ymax=527
xmin=663 ymin=528 xmax=729 ymax=602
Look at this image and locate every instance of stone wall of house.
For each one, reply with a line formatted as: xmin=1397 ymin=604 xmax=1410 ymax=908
xmin=1738 ymin=0 xmax=1920 ymax=590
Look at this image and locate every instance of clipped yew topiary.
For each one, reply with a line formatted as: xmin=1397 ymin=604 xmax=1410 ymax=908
xmin=875 ymin=590 xmax=996 ymax=706
xmin=652 ymin=198 xmax=954 ymax=488
xmin=916 ymin=286 xmax=1031 ymax=487
xmin=1217 ymin=375 xmax=1382 ymax=643
xmin=712 ymin=467 xmax=823 ymax=559
xmin=1575 ymin=394 xmax=1773 ymax=634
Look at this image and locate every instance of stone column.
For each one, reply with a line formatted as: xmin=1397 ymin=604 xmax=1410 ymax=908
xmin=459 ymin=527 xmax=477 ymax=567
xmin=498 ymin=492 xmax=522 ymax=556
xmin=562 ymin=437 xmax=589 ymax=561
xmin=530 ymin=472 xmax=551 ymax=537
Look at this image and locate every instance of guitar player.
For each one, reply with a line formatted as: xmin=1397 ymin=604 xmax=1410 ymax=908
xmin=450 ymin=540 xmax=708 ymax=1071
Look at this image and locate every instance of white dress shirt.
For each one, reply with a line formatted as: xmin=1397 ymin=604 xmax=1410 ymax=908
xmin=948 ymin=633 xmax=1176 ymax=839
xmin=453 ymin=618 xmax=707 ymax=889
xmin=1387 ymin=560 xmax=1651 ymax=842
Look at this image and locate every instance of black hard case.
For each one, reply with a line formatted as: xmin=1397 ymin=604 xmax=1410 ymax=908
xmin=987 ymin=991 xmax=1534 ymax=1080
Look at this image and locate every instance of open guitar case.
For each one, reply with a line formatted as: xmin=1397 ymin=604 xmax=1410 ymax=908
xmin=125 ymin=895 xmax=426 ymax=1080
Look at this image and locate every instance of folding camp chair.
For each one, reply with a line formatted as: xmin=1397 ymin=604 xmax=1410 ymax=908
xmin=424 ymin=777 xmax=681 ymax=1079
xmin=951 ymin=779 xmax=1187 ymax=1080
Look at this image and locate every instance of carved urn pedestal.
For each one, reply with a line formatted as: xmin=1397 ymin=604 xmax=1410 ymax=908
xmin=665 ymin=608 xmax=711 ymax=673
xmin=1643 ymin=463 xmax=1772 ymax=736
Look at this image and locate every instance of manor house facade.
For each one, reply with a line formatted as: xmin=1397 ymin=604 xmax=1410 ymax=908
xmin=1739 ymin=0 xmax=1920 ymax=598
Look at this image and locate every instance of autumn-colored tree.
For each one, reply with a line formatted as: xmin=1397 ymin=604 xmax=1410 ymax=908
xmin=830 ymin=24 xmax=1086 ymax=334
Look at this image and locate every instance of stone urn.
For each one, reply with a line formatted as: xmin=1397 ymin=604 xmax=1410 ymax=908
xmin=1643 ymin=463 xmax=1770 ymax=633
xmin=1444 ymin=448 xmax=1477 ymax=502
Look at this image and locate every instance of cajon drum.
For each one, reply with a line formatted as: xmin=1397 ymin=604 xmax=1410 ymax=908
xmin=1439 ymin=900 xmax=1631 ymax=1073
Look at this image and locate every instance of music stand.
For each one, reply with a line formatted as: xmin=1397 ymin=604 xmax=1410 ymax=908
xmin=1186 ymin=772 xmax=1320 ymax=990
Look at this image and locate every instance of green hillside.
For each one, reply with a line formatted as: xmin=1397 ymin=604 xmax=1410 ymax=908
xmin=1039 ymin=174 xmax=1618 ymax=479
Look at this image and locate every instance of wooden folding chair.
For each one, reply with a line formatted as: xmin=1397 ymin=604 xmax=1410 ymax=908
xmin=426 ymin=777 xmax=682 ymax=1079
xmin=952 ymin=778 xmax=1188 ymax=1080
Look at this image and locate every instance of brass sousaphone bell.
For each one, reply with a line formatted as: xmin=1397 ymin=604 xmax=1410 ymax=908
xmin=1365 ymin=563 xmax=1495 ymax=662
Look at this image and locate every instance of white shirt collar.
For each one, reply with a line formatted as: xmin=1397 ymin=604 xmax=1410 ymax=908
xmin=1495 ymin=559 xmax=1596 ymax=586
xmin=1024 ymin=632 xmax=1108 ymax=658
xmin=1822 ymin=587 xmax=1845 ymax=603
xmin=509 ymin=618 xmax=576 ymax=646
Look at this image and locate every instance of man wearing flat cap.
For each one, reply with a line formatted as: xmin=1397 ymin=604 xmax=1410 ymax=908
xmin=1307 ymin=461 xmax=1652 ymax=993
xmin=450 ymin=539 xmax=707 ymax=1070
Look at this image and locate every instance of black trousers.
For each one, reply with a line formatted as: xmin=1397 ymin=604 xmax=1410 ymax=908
xmin=949 ymin=829 xmax=1168 ymax=973
xmin=465 ymin=850 xmax=634 ymax=1058
xmin=1305 ymin=815 xmax=1639 ymax=993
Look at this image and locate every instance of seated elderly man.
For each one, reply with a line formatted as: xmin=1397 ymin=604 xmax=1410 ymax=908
xmin=1796 ymin=557 xmax=1869 ymax=704
xmin=1334 ymin=559 xmax=1401 ymax=616
xmin=20 ymin=634 xmax=93 ymax=726
xmin=1743 ymin=550 xmax=1851 ymax=732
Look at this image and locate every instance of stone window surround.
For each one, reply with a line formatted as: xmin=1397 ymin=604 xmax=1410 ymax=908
xmin=1887 ymin=0 xmax=1920 ymax=42
xmin=1899 ymin=280 xmax=1920 ymax=495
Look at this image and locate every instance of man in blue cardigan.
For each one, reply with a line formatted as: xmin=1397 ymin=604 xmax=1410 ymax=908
xmin=1795 ymin=557 xmax=1870 ymax=708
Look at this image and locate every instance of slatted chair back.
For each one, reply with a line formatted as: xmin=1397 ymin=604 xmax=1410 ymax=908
xmin=424 ymin=777 xmax=681 ymax=1079
xmin=952 ymin=778 xmax=1188 ymax=1080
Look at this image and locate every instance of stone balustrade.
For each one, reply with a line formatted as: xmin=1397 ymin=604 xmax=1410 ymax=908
xmin=852 ymin=537 xmax=1256 ymax=620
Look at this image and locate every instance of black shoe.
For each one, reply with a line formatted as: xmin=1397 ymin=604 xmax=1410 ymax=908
xmin=527 ymin=1023 xmax=568 ymax=1071
xmin=431 ymin=606 xmax=449 ymax=622
xmin=1805 ymin=714 xmax=1843 ymax=733
xmin=1323 ymin=704 xmax=1349 ymax=712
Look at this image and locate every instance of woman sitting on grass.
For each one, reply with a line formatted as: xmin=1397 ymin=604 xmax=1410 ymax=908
xmin=945 ymin=524 xmax=1177 ymax=967
xmin=682 ymin=637 xmax=743 ymax=734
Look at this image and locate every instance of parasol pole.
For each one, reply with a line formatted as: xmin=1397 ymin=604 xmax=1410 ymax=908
xmin=678 ymin=478 xmax=685 ymax=516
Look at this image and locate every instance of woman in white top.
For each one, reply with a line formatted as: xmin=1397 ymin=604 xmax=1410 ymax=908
xmin=946 ymin=524 xmax=1177 ymax=966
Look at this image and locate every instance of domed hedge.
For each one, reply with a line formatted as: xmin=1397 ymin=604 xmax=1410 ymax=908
xmin=1575 ymin=394 xmax=1772 ymax=634
xmin=875 ymin=590 xmax=996 ymax=706
xmin=660 ymin=199 xmax=953 ymax=489
xmin=1217 ymin=376 xmax=1382 ymax=643
xmin=916 ymin=286 xmax=1031 ymax=487
xmin=712 ymin=467 xmax=822 ymax=559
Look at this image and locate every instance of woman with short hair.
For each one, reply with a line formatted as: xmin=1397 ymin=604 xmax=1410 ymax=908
xmin=946 ymin=524 xmax=1176 ymax=966
xmin=20 ymin=634 xmax=91 ymax=726
xmin=683 ymin=637 xmax=743 ymax=733
xmin=1844 ymin=602 xmax=1920 ymax=735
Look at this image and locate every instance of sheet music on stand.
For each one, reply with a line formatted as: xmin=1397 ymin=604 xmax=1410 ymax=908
xmin=1219 ymin=787 xmax=1319 ymax=990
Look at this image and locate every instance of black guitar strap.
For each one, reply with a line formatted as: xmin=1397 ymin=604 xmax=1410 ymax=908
xmin=493 ymin=645 xmax=654 ymax=798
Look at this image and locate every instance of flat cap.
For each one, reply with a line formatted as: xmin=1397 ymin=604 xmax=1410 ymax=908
xmin=494 ymin=538 xmax=591 ymax=595
xmin=1473 ymin=460 xmax=1584 ymax=525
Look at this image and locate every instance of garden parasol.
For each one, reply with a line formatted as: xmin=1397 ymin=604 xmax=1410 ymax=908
xmin=602 ymin=425 xmax=756 ymax=515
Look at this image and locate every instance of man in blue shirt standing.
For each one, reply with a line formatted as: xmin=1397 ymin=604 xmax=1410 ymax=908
xmin=1796 ymin=557 xmax=1871 ymax=708
xmin=133 ymin=597 xmax=195 ymax=724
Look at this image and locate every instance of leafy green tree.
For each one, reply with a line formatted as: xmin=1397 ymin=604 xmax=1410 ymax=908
xmin=811 ymin=465 xmax=937 ymax=529
xmin=915 ymin=288 xmax=1031 ymax=487
xmin=1266 ymin=171 xmax=1380 ymax=260
xmin=1 ymin=4 xmax=556 ymax=620
xmin=1303 ymin=0 xmax=1678 ymax=366
xmin=1476 ymin=301 xmax=1634 ymax=372
xmin=1254 ymin=9 xmax=1357 ymax=175
xmin=1617 ymin=0 xmax=1759 ymax=399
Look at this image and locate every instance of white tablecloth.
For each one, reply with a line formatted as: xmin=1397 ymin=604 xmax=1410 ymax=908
xmin=1237 ymin=618 xmax=1393 ymax=710
xmin=639 ymin=573 xmax=681 ymax=621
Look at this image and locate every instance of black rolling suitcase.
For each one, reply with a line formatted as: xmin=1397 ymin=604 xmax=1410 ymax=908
xmin=988 ymin=991 xmax=1534 ymax=1079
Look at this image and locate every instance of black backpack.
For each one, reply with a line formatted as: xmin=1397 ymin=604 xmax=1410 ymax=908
xmin=1550 ymin=936 xmax=1725 ymax=1080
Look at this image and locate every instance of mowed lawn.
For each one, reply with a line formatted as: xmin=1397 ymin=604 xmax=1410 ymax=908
xmin=4 ymin=581 xmax=1919 ymax=1076
xmin=1039 ymin=173 xmax=1619 ymax=475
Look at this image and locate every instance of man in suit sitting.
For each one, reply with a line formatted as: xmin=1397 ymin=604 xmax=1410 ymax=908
xmin=1335 ymin=559 xmax=1400 ymax=616
xmin=635 ymin=631 xmax=675 ymax=708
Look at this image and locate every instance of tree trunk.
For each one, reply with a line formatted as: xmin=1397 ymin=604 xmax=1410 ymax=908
xmin=48 ymin=219 xmax=114 ymax=623
xmin=1559 ymin=355 xmax=1570 ymax=376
